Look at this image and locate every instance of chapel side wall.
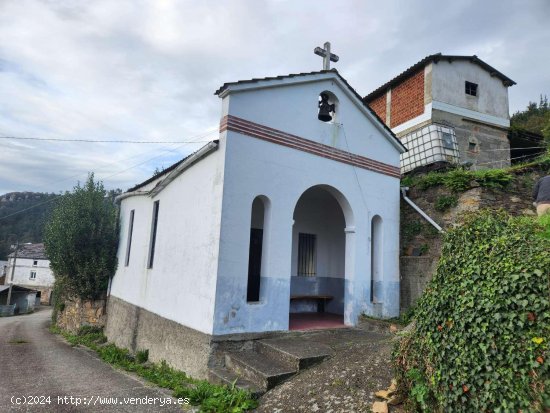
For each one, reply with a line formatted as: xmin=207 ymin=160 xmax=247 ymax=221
xmin=107 ymin=147 xmax=225 ymax=339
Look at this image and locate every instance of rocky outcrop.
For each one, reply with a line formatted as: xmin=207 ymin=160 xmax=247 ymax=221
xmin=56 ymin=297 xmax=107 ymax=333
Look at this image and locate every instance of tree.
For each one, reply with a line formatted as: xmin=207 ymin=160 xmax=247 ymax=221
xmin=511 ymin=95 xmax=550 ymax=141
xmin=44 ymin=174 xmax=119 ymax=300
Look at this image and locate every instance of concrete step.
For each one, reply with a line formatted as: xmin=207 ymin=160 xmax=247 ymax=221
xmin=255 ymin=337 xmax=332 ymax=370
xmin=224 ymin=350 xmax=296 ymax=391
xmin=207 ymin=366 xmax=263 ymax=398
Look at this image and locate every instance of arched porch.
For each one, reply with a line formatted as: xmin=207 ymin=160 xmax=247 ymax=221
xmin=288 ymin=185 xmax=354 ymax=330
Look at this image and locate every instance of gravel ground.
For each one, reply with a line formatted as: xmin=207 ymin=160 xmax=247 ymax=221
xmin=254 ymin=325 xmax=406 ymax=413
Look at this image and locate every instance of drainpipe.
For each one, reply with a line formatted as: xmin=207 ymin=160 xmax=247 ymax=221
xmin=400 ymin=187 xmax=444 ymax=233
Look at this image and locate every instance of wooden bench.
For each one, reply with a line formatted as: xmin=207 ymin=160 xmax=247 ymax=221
xmin=290 ymin=295 xmax=334 ymax=313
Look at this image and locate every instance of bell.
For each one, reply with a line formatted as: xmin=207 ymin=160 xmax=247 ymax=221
xmin=318 ymin=93 xmax=335 ymax=122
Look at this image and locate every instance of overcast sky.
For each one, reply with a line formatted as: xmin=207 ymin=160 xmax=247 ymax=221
xmin=1 ymin=0 xmax=549 ymax=195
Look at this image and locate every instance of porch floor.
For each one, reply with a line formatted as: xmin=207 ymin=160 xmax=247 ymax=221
xmin=289 ymin=312 xmax=345 ymax=331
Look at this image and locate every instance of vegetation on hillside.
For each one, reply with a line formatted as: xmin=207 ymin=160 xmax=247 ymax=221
xmin=44 ymin=174 xmax=119 ymax=301
xmin=394 ymin=211 xmax=550 ymax=412
xmin=50 ymin=325 xmax=258 ymax=412
xmin=401 ymin=152 xmax=550 ymax=192
xmin=511 ymin=95 xmax=550 ymax=141
xmin=0 ymin=192 xmax=59 ymax=260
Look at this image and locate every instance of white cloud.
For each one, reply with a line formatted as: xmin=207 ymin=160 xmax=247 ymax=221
xmin=0 ymin=0 xmax=548 ymax=194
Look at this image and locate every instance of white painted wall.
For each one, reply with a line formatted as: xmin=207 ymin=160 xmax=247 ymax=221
xmin=213 ymin=76 xmax=402 ymax=335
xmin=7 ymin=257 xmax=54 ymax=288
xmin=431 ymin=60 xmax=510 ymax=119
xmin=109 ymin=147 xmax=226 ymax=335
xmin=225 ymin=76 xmax=401 ymax=167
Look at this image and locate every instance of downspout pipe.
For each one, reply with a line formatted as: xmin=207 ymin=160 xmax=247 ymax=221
xmin=401 ymin=187 xmax=444 ymax=233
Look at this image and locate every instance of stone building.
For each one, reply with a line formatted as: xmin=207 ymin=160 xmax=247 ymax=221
xmin=106 ymin=69 xmax=406 ymax=378
xmin=6 ymin=243 xmax=54 ymax=304
xmin=364 ymin=53 xmax=516 ymax=172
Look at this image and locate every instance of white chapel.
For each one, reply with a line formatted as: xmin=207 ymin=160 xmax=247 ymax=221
xmin=106 ymin=61 xmax=406 ymax=377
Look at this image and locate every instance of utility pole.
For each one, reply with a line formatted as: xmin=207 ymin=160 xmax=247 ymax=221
xmin=6 ymin=241 xmax=18 ymax=306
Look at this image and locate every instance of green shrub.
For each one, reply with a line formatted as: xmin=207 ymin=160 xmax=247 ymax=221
xmin=406 ymin=168 xmax=513 ymax=192
xmin=395 ymin=210 xmax=550 ymax=412
xmin=434 ymin=195 xmax=458 ymax=212
xmin=51 ymin=327 xmax=258 ymax=412
xmin=136 ymin=349 xmax=149 ymax=364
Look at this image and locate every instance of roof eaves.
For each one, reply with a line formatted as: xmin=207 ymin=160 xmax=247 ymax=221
xmin=214 ymin=69 xmax=337 ymax=96
xmin=364 ymin=53 xmax=442 ymax=102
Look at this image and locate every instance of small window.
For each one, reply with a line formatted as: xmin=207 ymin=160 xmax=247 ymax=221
xmin=30 ymin=271 xmax=36 ymax=280
xmin=33 ymin=260 xmax=38 ymax=266
xmin=468 ymin=137 xmax=479 ymax=153
xmin=147 ymin=201 xmax=160 ymax=269
xmin=465 ymin=81 xmax=478 ymax=96
xmin=125 ymin=210 xmax=135 ymax=267
xmin=297 ymin=233 xmax=316 ymax=276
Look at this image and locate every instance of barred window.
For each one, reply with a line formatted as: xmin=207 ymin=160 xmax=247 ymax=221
xmin=297 ymin=233 xmax=316 ymax=276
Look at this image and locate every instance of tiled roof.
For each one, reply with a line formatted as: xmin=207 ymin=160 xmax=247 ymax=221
xmin=215 ymin=69 xmax=406 ymax=152
xmin=8 ymin=243 xmax=47 ymax=259
xmin=364 ymin=53 xmax=516 ymax=102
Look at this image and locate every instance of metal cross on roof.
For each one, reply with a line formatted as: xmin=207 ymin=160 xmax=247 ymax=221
xmin=314 ymin=42 xmax=339 ymax=70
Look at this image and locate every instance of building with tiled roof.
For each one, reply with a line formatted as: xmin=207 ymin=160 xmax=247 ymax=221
xmin=364 ymin=53 xmax=516 ymax=172
xmin=6 ymin=243 xmax=54 ymax=304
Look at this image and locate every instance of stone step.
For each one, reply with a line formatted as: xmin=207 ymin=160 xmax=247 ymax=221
xmin=255 ymin=337 xmax=332 ymax=370
xmin=207 ymin=366 xmax=263 ymax=398
xmin=224 ymin=349 xmax=297 ymax=391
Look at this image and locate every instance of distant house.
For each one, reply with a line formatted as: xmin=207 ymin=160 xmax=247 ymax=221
xmin=6 ymin=243 xmax=54 ymax=304
xmin=364 ymin=53 xmax=516 ymax=173
xmin=0 ymin=260 xmax=7 ymax=285
xmin=0 ymin=285 xmax=37 ymax=316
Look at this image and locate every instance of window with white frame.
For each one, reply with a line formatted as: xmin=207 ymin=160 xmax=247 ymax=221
xmin=30 ymin=271 xmax=37 ymax=280
xmin=33 ymin=260 xmax=38 ymax=266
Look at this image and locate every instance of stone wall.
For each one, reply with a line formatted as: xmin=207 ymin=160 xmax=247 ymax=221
xmin=56 ymin=297 xmax=107 ymax=333
xmin=105 ymin=295 xmax=213 ymax=379
xmin=400 ymin=166 xmax=546 ymax=312
xmin=432 ymin=110 xmax=510 ymax=170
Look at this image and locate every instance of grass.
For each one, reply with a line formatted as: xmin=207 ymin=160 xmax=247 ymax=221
xmin=50 ymin=325 xmax=257 ymax=413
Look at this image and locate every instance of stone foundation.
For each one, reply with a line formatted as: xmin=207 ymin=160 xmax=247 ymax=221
xmin=105 ymin=295 xmax=213 ymax=379
xmin=57 ymin=297 xmax=107 ymax=333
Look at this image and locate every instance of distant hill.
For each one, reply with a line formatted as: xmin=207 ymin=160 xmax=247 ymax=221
xmin=0 ymin=192 xmax=59 ymax=260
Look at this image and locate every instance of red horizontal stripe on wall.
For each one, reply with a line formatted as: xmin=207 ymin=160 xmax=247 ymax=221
xmin=219 ymin=115 xmax=400 ymax=178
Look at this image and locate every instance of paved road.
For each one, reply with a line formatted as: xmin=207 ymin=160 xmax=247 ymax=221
xmin=0 ymin=307 xmax=188 ymax=412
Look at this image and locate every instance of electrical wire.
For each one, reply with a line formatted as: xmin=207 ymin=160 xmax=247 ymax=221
xmin=0 ymin=129 xmax=219 ymax=221
xmin=0 ymin=135 xmax=213 ymax=144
